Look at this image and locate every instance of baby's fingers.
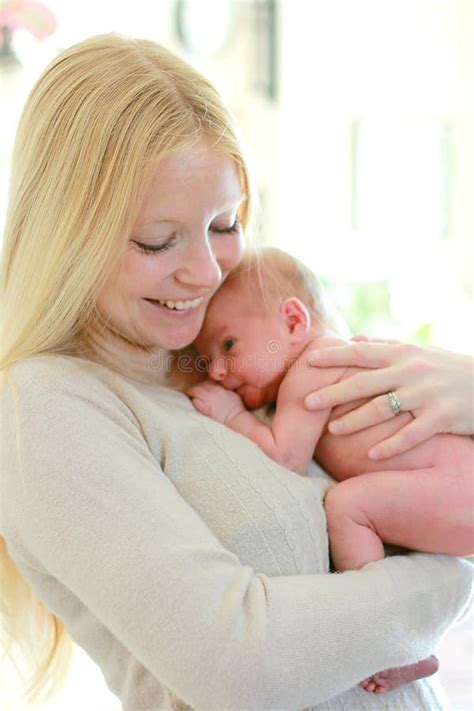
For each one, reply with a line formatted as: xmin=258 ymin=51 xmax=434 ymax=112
xmin=187 ymin=380 xmax=219 ymax=397
xmin=189 ymin=397 xmax=210 ymax=416
xmin=368 ymin=418 xmax=437 ymax=460
xmin=187 ymin=385 xmax=206 ymax=398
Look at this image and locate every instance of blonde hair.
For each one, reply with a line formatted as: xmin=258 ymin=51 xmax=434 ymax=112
xmin=0 ymin=32 xmax=253 ymax=704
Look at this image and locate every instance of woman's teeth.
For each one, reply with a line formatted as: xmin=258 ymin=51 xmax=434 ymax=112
xmin=151 ymin=296 xmax=204 ymax=311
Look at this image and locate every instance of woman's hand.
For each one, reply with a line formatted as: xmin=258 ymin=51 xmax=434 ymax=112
xmin=303 ymin=341 xmax=474 ymax=459
xmin=187 ymin=380 xmax=246 ymax=424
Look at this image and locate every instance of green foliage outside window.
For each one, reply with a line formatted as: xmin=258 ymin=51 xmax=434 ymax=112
xmin=322 ymin=277 xmax=434 ymax=346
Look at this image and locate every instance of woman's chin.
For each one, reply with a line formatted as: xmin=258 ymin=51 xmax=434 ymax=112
xmin=141 ymin=298 xmax=206 ymax=350
xmin=154 ymin=327 xmax=203 ymax=352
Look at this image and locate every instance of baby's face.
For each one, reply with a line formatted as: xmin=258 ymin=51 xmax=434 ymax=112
xmin=195 ymin=286 xmax=292 ymax=409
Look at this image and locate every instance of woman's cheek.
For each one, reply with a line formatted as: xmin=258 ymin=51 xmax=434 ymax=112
xmin=221 ymin=232 xmax=244 ymax=274
xmin=128 ymin=251 xmax=172 ymax=288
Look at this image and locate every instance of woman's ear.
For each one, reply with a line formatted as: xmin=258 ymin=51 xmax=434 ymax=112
xmin=280 ymin=297 xmax=312 ymax=342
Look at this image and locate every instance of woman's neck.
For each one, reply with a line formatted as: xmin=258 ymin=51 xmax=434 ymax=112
xmin=75 ymin=325 xmax=172 ymax=385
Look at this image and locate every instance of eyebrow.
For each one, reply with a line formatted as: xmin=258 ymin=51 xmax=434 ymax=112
xmin=135 ymin=195 xmax=247 ymax=229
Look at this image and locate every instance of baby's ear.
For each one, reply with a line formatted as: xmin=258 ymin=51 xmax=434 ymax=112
xmin=280 ymin=297 xmax=311 ymax=341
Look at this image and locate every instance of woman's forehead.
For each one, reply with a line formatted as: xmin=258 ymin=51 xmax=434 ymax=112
xmin=136 ymin=144 xmax=243 ymax=224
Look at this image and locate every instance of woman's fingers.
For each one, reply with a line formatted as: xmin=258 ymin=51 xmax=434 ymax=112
xmin=306 ymin=342 xmax=416 ymax=369
xmin=351 ymin=335 xmax=403 ymax=345
xmin=368 ymin=417 xmax=438 ymax=459
xmin=305 ymin=368 xmax=399 ymax=411
xmin=304 ymin=343 xmax=472 ymax=457
xmin=328 ymin=391 xmax=406 ymax=434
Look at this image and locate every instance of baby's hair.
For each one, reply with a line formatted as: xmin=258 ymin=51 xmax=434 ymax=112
xmin=223 ymin=246 xmax=340 ymax=332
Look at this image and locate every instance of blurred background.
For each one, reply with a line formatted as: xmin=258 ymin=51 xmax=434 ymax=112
xmin=0 ymin=0 xmax=472 ymax=709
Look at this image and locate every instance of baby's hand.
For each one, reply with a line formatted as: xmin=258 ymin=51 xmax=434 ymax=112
xmin=187 ymin=380 xmax=246 ymax=424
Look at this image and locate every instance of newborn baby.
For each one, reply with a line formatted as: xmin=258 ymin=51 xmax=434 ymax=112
xmin=188 ymin=246 xmax=473 ymax=694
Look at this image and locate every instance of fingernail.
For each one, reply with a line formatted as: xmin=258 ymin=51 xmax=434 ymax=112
xmin=328 ymin=420 xmax=345 ymax=433
xmin=368 ymin=447 xmax=380 ymax=459
xmin=305 ymin=394 xmax=320 ymax=408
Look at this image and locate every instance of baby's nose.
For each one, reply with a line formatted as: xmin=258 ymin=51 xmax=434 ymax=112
xmin=209 ymin=357 xmax=227 ymax=382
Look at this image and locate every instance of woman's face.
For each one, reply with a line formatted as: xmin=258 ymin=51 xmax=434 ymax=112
xmin=97 ymin=141 xmax=245 ymax=351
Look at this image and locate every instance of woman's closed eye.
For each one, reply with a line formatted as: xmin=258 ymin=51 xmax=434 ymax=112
xmin=210 ymin=219 xmax=241 ymax=235
xmin=132 ymin=220 xmax=241 ymax=256
xmin=132 ymin=237 xmax=176 ymax=255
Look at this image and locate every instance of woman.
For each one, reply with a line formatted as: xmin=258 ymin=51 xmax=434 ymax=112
xmin=0 ymin=34 xmax=472 ymax=711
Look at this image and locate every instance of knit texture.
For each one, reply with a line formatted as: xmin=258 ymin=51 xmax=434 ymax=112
xmin=1 ymin=354 xmax=472 ymax=710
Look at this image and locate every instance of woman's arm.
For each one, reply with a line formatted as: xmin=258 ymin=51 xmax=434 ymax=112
xmin=2 ymin=361 xmax=472 ymax=710
xmin=304 ymin=342 xmax=474 ymax=459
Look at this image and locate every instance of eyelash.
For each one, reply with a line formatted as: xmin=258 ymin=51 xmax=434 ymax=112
xmin=135 ymin=241 xmax=173 ymax=255
xmin=211 ymin=219 xmax=241 ymax=235
xmin=134 ymin=220 xmax=241 ymax=255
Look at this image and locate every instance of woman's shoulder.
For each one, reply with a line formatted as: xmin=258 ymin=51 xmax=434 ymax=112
xmin=0 ymin=354 xmax=154 ymax=457
xmin=2 ymin=352 xmax=192 ymax=421
xmin=3 ymin=353 xmax=112 ymax=395
xmin=0 ymin=354 xmax=138 ymax=420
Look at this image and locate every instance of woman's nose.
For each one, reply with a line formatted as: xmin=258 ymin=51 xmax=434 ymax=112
xmin=176 ymin=235 xmax=222 ymax=290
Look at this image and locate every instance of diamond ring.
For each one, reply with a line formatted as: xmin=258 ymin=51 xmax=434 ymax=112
xmin=387 ymin=391 xmax=402 ymax=416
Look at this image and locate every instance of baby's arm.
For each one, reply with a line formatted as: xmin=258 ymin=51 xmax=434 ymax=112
xmin=189 ymin=339 xmax=347 ymax=474
xmin=265 ymin=341 xmax=347 ymax=472
xmin=187 ymin=381 xmax=295 ymax=463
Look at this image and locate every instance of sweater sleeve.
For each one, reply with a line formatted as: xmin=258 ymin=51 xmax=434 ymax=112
xmin=1 ymin=363 xmax=472 ymax=711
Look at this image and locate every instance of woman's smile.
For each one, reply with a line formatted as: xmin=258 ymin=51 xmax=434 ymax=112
xmin=142 ymin=295 xmax=206 ymax=318
xmin=143 ymin=295 xmax=205 ymax=312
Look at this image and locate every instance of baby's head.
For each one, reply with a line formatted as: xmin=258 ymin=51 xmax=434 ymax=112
xmin=195 ymin=247 xmax=335 ymax=409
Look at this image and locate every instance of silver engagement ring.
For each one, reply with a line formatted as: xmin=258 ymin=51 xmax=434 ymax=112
xmin=387 ymin=391 xmax=402 ymax=416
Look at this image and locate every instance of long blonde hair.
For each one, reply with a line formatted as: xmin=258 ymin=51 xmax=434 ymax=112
xmin=0 ymin=32 xmax=253 ymax=704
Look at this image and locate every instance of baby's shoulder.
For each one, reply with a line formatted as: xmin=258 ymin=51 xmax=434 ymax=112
xmin=287 ymin=334 xmax=348 ymax=374
xmin=281 ymin=335 xmax=349 ymax=396
xmin=302 ymin=334 xmax=348 ymax=355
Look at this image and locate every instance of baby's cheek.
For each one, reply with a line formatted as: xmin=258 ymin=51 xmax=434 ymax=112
xmin=194 ymin=332 xmax=210 ymax=356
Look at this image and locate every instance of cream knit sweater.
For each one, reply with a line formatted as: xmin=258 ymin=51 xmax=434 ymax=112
xmin=1 ymin=353 xmax=472 ymax=711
